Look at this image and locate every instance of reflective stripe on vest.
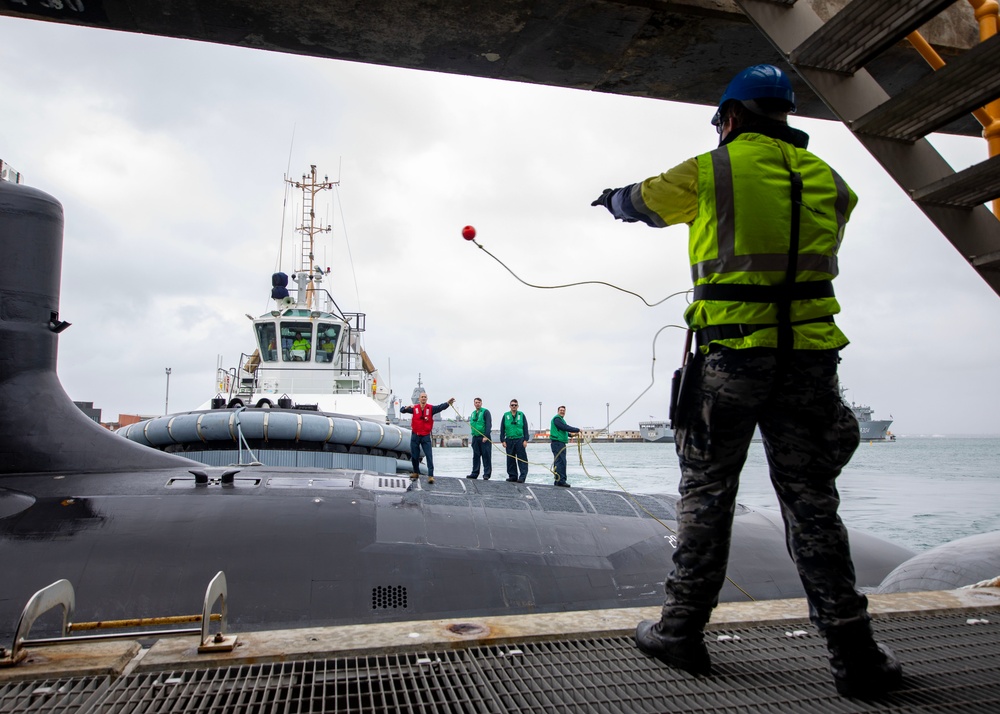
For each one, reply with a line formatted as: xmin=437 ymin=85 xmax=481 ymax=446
xmin=690 ymin=146 xmax=851 ymax=282
xmin=684 ymin=133 xmax=855 ymax=351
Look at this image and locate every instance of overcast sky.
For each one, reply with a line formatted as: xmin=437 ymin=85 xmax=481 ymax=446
xmin=3 ymin=15 xmax=999 ymax=436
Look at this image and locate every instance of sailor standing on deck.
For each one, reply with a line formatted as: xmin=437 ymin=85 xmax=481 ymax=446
xmin=399 ymin=392 xmax=454 ymax=484
xmin=500 ymin=399 xmax=530 ymax=482
xmin=592 ymin=64 xmax=902 ymax=698
xmin=549 ymin=406 xmax=581 ymax=487
xmin=466 ymin=397 xmax=493 ymax=480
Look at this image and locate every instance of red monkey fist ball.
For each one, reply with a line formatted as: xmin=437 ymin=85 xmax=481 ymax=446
xmin=462 ymin=225 xmax=476 ymax=241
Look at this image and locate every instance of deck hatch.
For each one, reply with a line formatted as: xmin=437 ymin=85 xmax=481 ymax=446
xmin=165 ymin=477 xmax=261 ymax=488
xmin=356 ymin=473 xmax=409 ymax=492
xmin=265 ymin=477 xmax=353 ymax=490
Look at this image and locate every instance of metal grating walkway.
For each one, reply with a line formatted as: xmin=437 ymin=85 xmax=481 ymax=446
xmin=4 ymin=608 xmax=998 ymax=713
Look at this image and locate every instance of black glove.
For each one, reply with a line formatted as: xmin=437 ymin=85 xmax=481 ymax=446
xmin=591 ymin=188 xmax=615 ymax=209
xmin=592 ymin=187 xmax=639 ymax=222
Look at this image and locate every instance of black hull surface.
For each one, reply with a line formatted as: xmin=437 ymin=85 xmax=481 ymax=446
xmin=0 ymin=469 xmax=914 ymax=640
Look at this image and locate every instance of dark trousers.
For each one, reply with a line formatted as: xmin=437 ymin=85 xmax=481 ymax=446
xmin=551 ymin=440 xmax=569 ymax=483
xmin=410 ymin=433 xmax=434 ymax=476
xmin=470 ymin=436 xmax=491 ymax=478
xmin=505 ymin=438 xmax=528 ymax=481
xmin=665 ymin=347 xmax=864 ymax=633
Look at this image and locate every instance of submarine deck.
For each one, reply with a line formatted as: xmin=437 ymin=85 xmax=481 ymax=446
xmin=3 ymin=587 xmax=998 ymax=713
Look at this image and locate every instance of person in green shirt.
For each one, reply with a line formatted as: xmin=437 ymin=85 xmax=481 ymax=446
xmin=466 ymin=397 xmax=493 ymax=479
xmin=500 ymin=399 xmax=530 ymax=482
xmin=549 ymin=405 xmax=581 ymax=487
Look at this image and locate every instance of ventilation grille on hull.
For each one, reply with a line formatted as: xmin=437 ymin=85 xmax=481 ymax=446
xmin=371 ymin=585 xmax=408 ymax=610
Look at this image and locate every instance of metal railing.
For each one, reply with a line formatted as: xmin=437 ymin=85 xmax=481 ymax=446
xmin=0 ymin=572 xmax=237 ymax=667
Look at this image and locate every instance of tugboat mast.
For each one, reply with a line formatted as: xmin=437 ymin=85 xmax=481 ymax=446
xmin=286 ymin=165 xmax=337 ymax=309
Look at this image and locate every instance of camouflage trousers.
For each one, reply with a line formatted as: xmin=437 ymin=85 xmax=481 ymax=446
xmin=664 ymin=346 xmax=866 ymax=633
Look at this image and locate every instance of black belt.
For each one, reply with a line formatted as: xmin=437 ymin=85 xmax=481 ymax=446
xmin=694 ymin=315 xmax=835 ymax=348
xmin=693 ymin=280 xmax=834 ymax=303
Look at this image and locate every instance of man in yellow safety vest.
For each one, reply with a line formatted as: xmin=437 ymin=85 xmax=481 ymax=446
xmin=592 ymin=64 xmax=901 ymax=699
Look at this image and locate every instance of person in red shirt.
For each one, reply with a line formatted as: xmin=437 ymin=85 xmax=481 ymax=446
xmin=399 ymin=391 xmax=455 ymax=483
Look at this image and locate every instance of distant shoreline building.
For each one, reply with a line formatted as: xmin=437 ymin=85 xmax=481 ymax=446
xmin=73 ymin=401 xmax=102 ymax=424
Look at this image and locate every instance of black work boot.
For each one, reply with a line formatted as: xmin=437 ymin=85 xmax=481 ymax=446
xmin=635 ymin=619 xmax=711 ymax=675
xmin=825 ymin=621 xmax=903 ymax=698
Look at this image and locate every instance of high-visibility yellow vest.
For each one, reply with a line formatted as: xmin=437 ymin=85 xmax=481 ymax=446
xmin=684 ymin=133 xmax=857 ymax=351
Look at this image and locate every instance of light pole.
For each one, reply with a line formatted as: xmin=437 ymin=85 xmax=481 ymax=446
xmin=539 ymin=401 xmax=543 ymax=435
xmin=165 ymin=367 xmax=172 ymax=415
xmin=606 ymin=402 xmax=610 ymax=438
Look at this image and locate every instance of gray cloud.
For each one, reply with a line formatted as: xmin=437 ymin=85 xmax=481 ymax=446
xmin=2 ymin=15 xmax=998 ymax=435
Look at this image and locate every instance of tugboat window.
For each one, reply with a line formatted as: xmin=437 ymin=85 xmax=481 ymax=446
xmin=316 ymin=324 xmax=340 ymax=362
xmin=282 ymin=322 xmax=313 ymax=361
xmin=255 ymin=322 xmax=278 ymax=362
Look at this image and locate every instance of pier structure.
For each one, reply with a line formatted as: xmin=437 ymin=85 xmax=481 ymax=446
xmin=3 ymin=586 xmax=998 ymax=712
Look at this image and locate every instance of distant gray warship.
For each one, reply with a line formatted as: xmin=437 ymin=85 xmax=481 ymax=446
xmin=640 ymin=387 xmax=893 ymax=443
xmin=846 ymin=394 xmax=895 ymax=442
xmin=639 ymin=420 xmax=674 ymax=443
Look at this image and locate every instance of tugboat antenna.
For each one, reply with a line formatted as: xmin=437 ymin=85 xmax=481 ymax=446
xmin=286 ymin=165 xmax=337 ymax=309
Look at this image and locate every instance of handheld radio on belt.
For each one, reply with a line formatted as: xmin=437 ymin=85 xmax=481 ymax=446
xmin=668 ymin=329 xmax=699 ymax=430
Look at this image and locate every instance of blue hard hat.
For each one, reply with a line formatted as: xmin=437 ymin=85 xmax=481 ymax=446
xmin=711 ymin=64 xmax=796 ymax=126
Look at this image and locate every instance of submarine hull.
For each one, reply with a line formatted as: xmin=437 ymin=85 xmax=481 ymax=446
xmin=0 ymin=468 xmax=914 ymax=639
xmin=0 ymin=179 xmax=914 ymax=642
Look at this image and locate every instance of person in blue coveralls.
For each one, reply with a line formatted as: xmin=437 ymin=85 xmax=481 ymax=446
xmin=466 ymin=397 xmax=493 ymax=479
xmin=500 ymin=399 xmax=530 ymax=482
xmin=400 ymin=392 xmax=454 ymax=484
xmin=549 ymin=406 xmax=581 ymax=487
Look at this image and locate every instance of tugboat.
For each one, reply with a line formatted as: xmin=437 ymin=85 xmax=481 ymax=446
xmin=119 ymin=166 xmax=413 ymax=473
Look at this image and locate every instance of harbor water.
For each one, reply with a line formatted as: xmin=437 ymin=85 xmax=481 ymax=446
xmin=426 ymin=437 xmax=1000 ymax=554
